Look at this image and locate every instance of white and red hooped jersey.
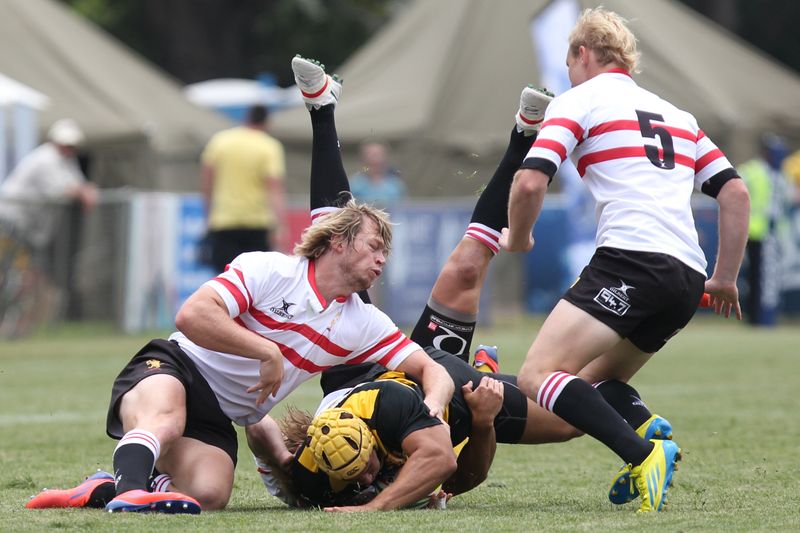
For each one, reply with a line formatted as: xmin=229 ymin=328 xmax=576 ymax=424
xmin=522 ymin=70 xmax=735 ymax=275
xmin=169 ymin=251 xmax=421 ymax=426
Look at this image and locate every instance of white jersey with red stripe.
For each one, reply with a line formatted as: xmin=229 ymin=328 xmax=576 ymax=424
xmin=169 ymin=251 xmax=420 ymax=426
xmin=523 ymin=70 xmax=735 ymax=275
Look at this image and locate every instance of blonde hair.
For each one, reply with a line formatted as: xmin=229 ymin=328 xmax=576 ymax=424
xmin=278 ymin=405 xmax=314 ymax=454
xmin=569 ymin=7 xmax=640 ymax=73
xmin=293 ymin=199 xmax=393 ymax=259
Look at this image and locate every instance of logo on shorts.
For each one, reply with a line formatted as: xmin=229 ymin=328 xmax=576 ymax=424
xmin=594 ymin=280 xmax=635 ymax=316
xmin=269 ymin=298 xmax=295 ymax=319
xmin=145 ymin=359 xmax=162 ymax=370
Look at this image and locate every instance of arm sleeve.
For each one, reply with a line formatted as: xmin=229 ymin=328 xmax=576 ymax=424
xmin=694 ymin=129 xmax=738 ymax=196
xmin=345 ymin=303 xmax=422 ymax=370
xmin=370 ymin=382 xmax=442 ymax=450
xmin=203 ymin=251 xmax=274 ymax=317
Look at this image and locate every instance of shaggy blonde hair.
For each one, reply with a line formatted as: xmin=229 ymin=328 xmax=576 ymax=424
xmin=569 ymin=7 xmax=640 ymax=73
xmin=278 ymin=405 xmax=314 ymax=453
xmin=293 ymin=199 xmax=393 ymax=259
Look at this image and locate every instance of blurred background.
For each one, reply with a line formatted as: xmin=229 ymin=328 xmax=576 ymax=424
xmin=1 ymin=0 xmax=798 ymax=337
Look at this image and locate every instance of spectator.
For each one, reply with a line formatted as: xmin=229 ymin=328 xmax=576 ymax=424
xmin=738 ymin=133 xmax=792 ymax=325
xmin=0 ymin=118 xmax=98 ymax=250
xmin=349 ymin=141 xmax=406 ymax=207
xmin=781 ymin=147 xmax=800 ymax=205
xmin=201 ymin=105 xmax=286 ymax=273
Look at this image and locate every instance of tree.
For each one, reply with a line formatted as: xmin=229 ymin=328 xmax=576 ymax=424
xmin=62 ymin=0 xmax=402 ymax=85
xmin=62 ymin=0 xmax=799 ymax=85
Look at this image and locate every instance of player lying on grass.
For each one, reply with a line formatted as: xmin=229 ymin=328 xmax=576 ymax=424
xmin=249 ymin=58 xmax=681 ymax=511
xmin=253 ymin=348 xmax=580 ymax=511
xmin=24 ymin=56 xmax=456 ymax=515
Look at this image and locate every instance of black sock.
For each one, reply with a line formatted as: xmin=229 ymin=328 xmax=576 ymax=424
xmin=309 ymin=104 xmax=351 ymax=211
xmin=87 ymin=482 xmax=116 ymax=507
xmin=547 ymin=376 xmax=653 ymax=465
xmin=112 ymin=430 xmax=159 ymax=495
xmin=469 ymin=126 xmax=534 ymax=231
xmin=595 ymin=380 xmax=652 ymax=430
xmin=410 ymin=301 xmax=476 ymax=361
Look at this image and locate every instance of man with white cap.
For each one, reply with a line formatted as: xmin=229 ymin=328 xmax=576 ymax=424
xmin=0 ymin=118 xmax=99 ymax=249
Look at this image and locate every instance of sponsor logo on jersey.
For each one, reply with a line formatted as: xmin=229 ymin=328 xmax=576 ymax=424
xmin=145 ymin=359 xmax=162 ymax=370
xmin=269 ymin=298 xmax=296 ymax=319
xmin=594 ymin=279 xmax=635 ymax=316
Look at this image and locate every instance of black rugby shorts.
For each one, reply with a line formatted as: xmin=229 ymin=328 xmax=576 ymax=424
xmin=106 ymin=339 xmax=239 ymax=466
xmin=563 ymin=247 xmax=706 ymax=353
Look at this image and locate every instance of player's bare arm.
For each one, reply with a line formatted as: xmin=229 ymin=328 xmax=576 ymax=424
xmin=246 ymin=415 xmax=294 ymax=472
xmin=176 ymin=285 xmax=284 ymax=401
xmin=325 ymin=423 xmax=457 ymax=512
xmin=443 ymin=377 xmax=504 ymax=495
xmin=394 ymin=349 xmax=455 ymax=420
xmin=705 ymin=178 xmax=750 ymax=320
xmin=501 ymin=168 xmax=549 ymax=252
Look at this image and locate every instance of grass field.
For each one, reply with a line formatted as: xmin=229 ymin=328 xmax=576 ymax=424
xmin=1 ymin=316 xmax=798 ymax=532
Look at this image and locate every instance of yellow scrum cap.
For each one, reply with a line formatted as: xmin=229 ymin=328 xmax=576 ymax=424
xmin=307 ymin=408 xmax=375 ymax=480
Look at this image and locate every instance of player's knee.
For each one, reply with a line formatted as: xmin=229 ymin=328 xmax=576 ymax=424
xmin=442 ymin=259 xmax=483 ymax=290
xmin=517 ymin=373 xmax=539 ymax=400
xmin=190 ymin=485 xmax=230 ymax=510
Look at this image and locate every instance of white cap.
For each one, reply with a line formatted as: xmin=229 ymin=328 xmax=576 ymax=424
xmin=47 ymin=119 xmax=85 ymax=146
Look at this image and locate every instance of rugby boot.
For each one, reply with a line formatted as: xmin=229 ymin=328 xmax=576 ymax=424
xmin=473 ymin=344 xmax=499 ymax=373
xmin=608 ymin=414 xmax=673 ymax=504
xmin=26 ymin=470 xmax=114 ymax=509
xmin=105 ymin=489 xmax=201 ymax=514
xmin=632 ymin=439 xmax=682 ymax=513
xmin=516 ymin=85 xmax=554 ymax=135
xmin=292 ymin=55 xmax=342 ymax=110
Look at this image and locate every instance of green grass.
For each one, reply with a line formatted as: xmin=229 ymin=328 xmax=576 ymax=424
xmin=1 ymin=317 xmax=799 ymax=532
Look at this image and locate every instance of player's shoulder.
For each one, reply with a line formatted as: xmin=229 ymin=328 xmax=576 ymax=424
xmin=231 ymin=251 xmax=301 ymax=277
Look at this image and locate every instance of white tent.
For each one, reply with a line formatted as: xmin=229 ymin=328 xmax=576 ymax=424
xmin=0 ymin=0 xmax=231 ymax=191
xmin=0 ymin=73 xmax=50 ymax=179
xmin=271 ymin=0 xmax=800 ymax=197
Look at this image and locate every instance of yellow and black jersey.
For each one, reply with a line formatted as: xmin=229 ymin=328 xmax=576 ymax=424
xmin=291 ymin=378 xmax=442 ymax=507
xmin=293 ymin=348 xmax=531 ymax=507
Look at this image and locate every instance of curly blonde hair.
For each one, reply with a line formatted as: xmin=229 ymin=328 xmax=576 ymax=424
xmin=293 ymin=199 xmax=393 ymax=259
xmin=278 ymin=405 xmax=314 ymax=454
xmin=568 ymin=7 xmax=640 ymax=73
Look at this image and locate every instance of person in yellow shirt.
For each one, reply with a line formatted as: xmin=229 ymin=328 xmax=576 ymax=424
xmin=201 ymin=105 xmax=286 ymax=273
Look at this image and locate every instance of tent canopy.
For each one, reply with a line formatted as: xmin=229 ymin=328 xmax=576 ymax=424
xmin=271 ymin=0 xmax=800 ymax=197
xmin=0 ymin=0 xmax=231 ymax=190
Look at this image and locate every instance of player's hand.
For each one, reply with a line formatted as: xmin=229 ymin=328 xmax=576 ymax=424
xmin=324 ymin=504 xmax=375 ymax=513
xmin=246 ymin=344 xmax=284 ymax=405
xmin=424 ymin=400 xmax=448 ymax=424
xmin=499 ymin=227 xmax=534 ymax=253
xmin=704 ymin=277 xmax=742 ymax=320
xmin=462 ymin=377 xmax=504 ymax=426
xmin=425 ymin=489 xmax=452 ymax=509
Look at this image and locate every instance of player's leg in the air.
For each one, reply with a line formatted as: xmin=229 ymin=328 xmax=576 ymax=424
xmin=410 ymin=86 xmax=553 ymax=365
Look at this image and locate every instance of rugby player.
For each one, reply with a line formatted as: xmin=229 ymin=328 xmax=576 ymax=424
xmin=252 ymin=57 xmax=673 ymax=512
xmin=503 ymin=8 xmax=750 ymax=512
xmin=24 ymin=56 xmax=455 ymax=514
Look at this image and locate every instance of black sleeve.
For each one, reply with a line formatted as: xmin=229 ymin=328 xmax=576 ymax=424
xmin=370 ymin=382 xmax=442 ymax=452
xmin=519 ymin=156 xmax=557 ymax=184
xmin=700 ymin=168 xmax=740 ymax=198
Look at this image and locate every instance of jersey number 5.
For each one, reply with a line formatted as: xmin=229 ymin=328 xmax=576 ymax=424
xmin=636 ymin=110 xmax=675 ymax=169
